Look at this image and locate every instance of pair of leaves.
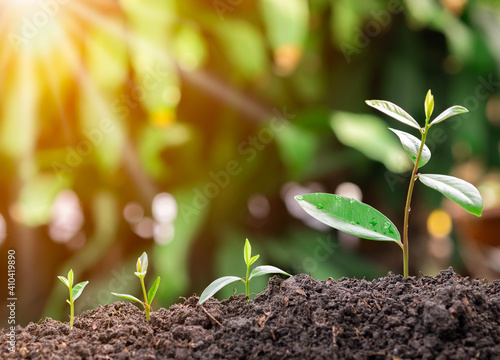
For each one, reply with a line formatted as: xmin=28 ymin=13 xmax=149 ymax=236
xmin=365 ymin=99 xmax=468 ymax=130
xmin=58 ymin=269 xmax=89 ymax=303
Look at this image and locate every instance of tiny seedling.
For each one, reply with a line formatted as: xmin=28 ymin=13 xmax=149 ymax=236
xmin=58 ymin=269 xmax=89 ymax=328
xmin=198 ymin=238 xmax=291 ymax=304
xmin=295 ymin=90 xmax=483 ymax=277
xmin=111 ymin=252 xmax=160 ymax=323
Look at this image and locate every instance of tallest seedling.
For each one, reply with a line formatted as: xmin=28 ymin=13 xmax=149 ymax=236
xmin=295 ymin=90 xmax=483 ymax=277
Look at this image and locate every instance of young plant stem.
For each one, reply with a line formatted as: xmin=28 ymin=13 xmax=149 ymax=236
xmin=139 ymin=276 xmax=151 ymax=322
xmin=402 ymin=122 xmax=430 ymax=277
xmin=244 ymin=264 xmax=250 ymax=301
xmin=69 ymin=290 xmax=75 ymax=328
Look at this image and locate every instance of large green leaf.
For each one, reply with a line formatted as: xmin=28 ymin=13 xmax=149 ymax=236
xmin=365 ymin=100 xmax=421 ymax=130
xmin=198 ymin=276 xmax=242 ymax=305
xmin=249 ymin=265 xmax=290 ymax=280
xmin=429 ymin=106 xmax=468 ymax=126
xmin=389 ymin=128 xmax=431 ymax=167
xmin=295 ymin=193 xmax=402 ymax=245
xmin=418 ymin=174 xmax=483 ymax=216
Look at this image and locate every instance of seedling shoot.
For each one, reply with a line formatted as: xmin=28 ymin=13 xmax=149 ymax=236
xmin=58 ymin=269 xmax=89 ymax=328
xmin=111 ymin=252 xmax=160 ymax=323
xmin=198 ymin=238 xmax=290 ymax=304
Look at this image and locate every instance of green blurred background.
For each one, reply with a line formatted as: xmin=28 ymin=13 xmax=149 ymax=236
xmin=1 ymin=0 xmax=500 ymax=326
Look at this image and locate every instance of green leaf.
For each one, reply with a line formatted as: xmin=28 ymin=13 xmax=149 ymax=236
xmin=244 ymin=239 xmax=252 ymax=267
xmin=72 ymin=281 xmax=89 ymax=301
xmin=198 ymin=276 xmax=242 ymax=305
xmin=58 ymin=276 xmax=69 ymax=288
xmin=365 ymin=100 xmax=421 ymax=130
xmin=295 ymin=193 xmax=402 ymax=244
xmin=137 ymin=252 xmax=148 ymax=274
xmin=111 ymin=292 xmax=145 ymax=305
xmin=67 ymin=269 xmax=74 ymax=288
xmin=425 ymin=90 xmax=434 ymax=119
xmin=429 ymin=106 xmax=468 ymax=126
xmin=389 ymin=128 xmax=431 ymax=167
xmin=147 ymin=276 xmax=161 ymax=304
xmin=248 ymin=254 xmax=260 ymax=267
xmin=249 ymin=265 xmax=290 ymax=280
xmin=418 ymin=174 xmax=483 ymax=216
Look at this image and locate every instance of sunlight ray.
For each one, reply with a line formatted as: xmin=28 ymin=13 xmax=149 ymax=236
xmin=38 ymin=33 xmax=74 ymax=143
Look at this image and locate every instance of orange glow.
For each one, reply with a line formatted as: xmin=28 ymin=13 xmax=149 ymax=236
xmin=427 ymin=209 xmax=453 ymax=238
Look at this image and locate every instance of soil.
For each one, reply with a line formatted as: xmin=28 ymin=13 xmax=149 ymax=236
xmin=2 ymin=267 xmax=500 ymax=359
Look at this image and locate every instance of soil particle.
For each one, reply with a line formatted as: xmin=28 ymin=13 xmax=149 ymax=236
xmin=2 ymin=267 xmax=499 ymax=359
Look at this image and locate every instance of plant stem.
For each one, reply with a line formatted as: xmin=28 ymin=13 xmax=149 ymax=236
xmin=140 ymin=277 xmax=151 ymax=322
xmin=69 ymin=290 xmax=74 ymax=328
xmin=402 ymin=125 xmax=429 ymax=277
xmin=245 ymin=264 xmax=251 ymax=302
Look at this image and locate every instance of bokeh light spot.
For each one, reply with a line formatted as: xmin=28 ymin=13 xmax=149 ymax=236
xmin=49 ymin=190 xmax=84 ymax=244
xmin=0 ymin=214 xmax=6 ymax=246
xmin=427 ymin=209 xmax=453 ymax=238
xmin=335 ymin=182 xmax=363 ymax=202
xmin=123 ymin=202 xmax=144 ymax=224
xmin=152 ymin=192 xmax=177 ymax=224
xmin=248 ymin=193 xmax=270 ymax=219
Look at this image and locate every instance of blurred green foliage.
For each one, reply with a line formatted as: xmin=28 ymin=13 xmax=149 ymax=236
xmin=1 ymin=0 xmax=500 ymax=326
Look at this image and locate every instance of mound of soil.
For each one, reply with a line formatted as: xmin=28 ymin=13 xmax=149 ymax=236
xmin=2 ymin=268 xmax=500 ymax=359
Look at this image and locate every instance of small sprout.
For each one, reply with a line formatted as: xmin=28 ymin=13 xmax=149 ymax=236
xmin=111 ymin=252 xmax=160 ymax=323
xmin=424 ymin=89 xmax=434 ymax=120
xmin=295 ymin=90 xmax=482 ymax=277
xmin=198 ymin=238 xmax=290 ymax=304
xmin=58 ymin=269 xmax=89 ymax=328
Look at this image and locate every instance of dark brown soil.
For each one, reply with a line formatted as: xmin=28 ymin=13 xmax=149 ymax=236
xmin=2 ymin=268 xmax=500 ymax=359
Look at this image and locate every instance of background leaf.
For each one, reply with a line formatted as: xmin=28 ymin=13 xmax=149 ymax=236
xmin=418 ymin=174 xmax=483 ymax=216
xmin=295 ymin=193 xmax=402 ymax=244
xmin=389 ymin=128 xmax=431 ymax=167
xmin=330 ymin=112 xmax=410 ymax=173
xmin=198 ymin=276 xmax=242 ymax=304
